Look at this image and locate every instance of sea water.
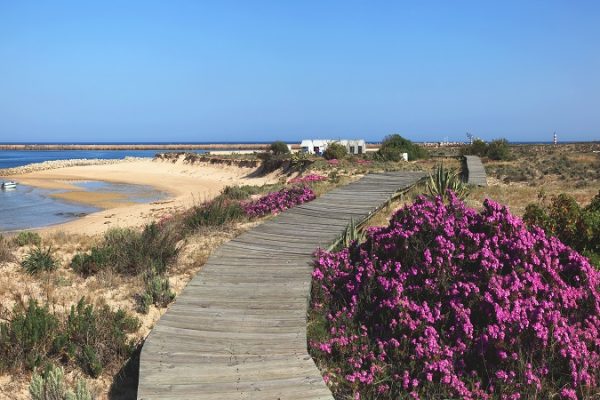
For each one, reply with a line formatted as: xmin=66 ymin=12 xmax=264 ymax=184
xmin=0 ymin=184 xmax=98 ymax=232
xmin=0 ymin=149 xmax=201 ymax=170
xmin=0 ymin=149 xmax=185 ymax=231
xmin=0 ymin=181 xmax=167 ymax=232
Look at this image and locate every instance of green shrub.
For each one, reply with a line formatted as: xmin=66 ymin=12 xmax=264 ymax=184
xmin=376 ymin=134 xmax=428 ymax=161
xmin=0 ymin=235 xmax=15 ymax=263
xmin=221 ymin=185 xmax=260 ymax=200
xmin=426 ymin=164 xmax=469 ymax=200
xmin=487 ymin=138 xmax=512 ymax=160
xmin=14 ymin=231 xmax=42 ymax=247
xmin=80 ymin=345 xmax=102 ymax=378
xmin=523 ymin=192 xmax=600 ymax=267
xmin=323 ymin=142 xmax=347 ymax=160
xmin=22 ymin=246 xmax=58 ymax=274
xmin=186 ymin=196 xmax=245 ymax=229
xmin=0 ymin=298 xmax=138 ymax=378
xmin=55 ymin=298 xmax=139 ymax=377
xmin=462 ymin=138 xmax=513 ymax=160
xmin=138 ymin=293 xmax=153 ymax=315
xmin=462 ymin=139 xmax=488 ymax=157
xmin=145 ymin=274 xmax=175 ymax=308
xmin=0 ymin=301 xmax=58 ymax=371
xmin=328 ymin=170 xmax=340 ymax=184
xmin=70 ymin=222 xmax=180 ymax=276
xmin=586 ymin=190 xmax=600 ymax=213
xmin=138 ymin=269 xmax=175 ymax=314
xmin=29 ymin=363 xmax=94 ymax=400
xmin=290 ymin=151 xmax=311 ymax=171
xmin=70 ymin=248 xmax=111 ymax=277
xmin=257 ymin=152 xmax=291 ymax=173
xmin=221 ymin=184 xmax=282 ymax=201
xmin=269 ymin=141 xmax=290 ymax=155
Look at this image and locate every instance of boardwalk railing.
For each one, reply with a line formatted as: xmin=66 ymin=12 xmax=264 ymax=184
xmin=463 ymin=155 xmax=487 ymax=186
xmin=137 ymin=171 xmax=425 ymax=400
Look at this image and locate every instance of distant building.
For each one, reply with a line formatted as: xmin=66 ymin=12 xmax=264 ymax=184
xmin=300 ymin=139 xmax=366 ymax=155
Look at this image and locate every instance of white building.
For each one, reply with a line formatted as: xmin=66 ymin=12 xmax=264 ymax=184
xmin=300 ymin=139 xmax=366 ymax=155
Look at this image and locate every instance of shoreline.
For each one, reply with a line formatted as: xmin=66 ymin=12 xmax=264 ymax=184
xmin=0 ymin=143 xmax=274 ymax=151
xmin=5 ymin=156 xmax=278 ymax=236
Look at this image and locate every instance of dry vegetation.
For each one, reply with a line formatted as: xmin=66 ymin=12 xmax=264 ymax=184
xmin=469 ymin=143 xmax=600 ymax=215
xmin=0 ymin=227 xmax=252 ymax=400
xmin=363 ymin=143 xmax=600 ymax=228
xmin=1 ymin=143 xmax=597 ymax=399
xmin=0 ymin=164 xmax=352 ymax=399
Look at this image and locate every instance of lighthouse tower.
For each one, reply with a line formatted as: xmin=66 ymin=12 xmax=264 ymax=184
xmin=553 ymin=132 xmax=558 ymax=145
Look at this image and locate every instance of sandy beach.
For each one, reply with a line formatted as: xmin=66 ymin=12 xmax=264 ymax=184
xmin=8 ymin=157 xmax=278 ymax=235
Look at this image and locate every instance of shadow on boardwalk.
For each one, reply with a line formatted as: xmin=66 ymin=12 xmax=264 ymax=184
xmin=137 ymin=172 xmax=425 ymax=400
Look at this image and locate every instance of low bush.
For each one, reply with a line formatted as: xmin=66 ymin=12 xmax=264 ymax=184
xmin=257 ymin=152 xmax=291 ymax=174
xmin=60 ymin=298 xmax=138 ymax=377
xmin=269 ymin=141 xmax=290 ymax=155
xmin=523 ymin=191 xmax=600 ymax=267
xmin=22 ymin=246 xmax=58 ymax=274
xmin=0 ymin=235 xmax=15 ymax=263
xmin=463 ymin=138 xmax=488 ymax=157
xmin=70 ymin=222 xmax=180 ymax=276
xmin=0 ymin=300 xmax=58 ymax=371
xmin=376 ymin=134 xmax=428 ymax=161
xmin=137 ymin=270 xmax=175 ymax=314
xmin=221 ymin=184 xmax=283 ymax=200
xmin=311 ymin=193 xmax=600 ymax=399
xmin=186 ymin=196 xmax=245 ymax=229
xmin=0 ymin=298 xmax=139 ymax=378
xmin=242 ymin=186 xmax=316 ymax=218
xmin=487 ymin=138 xmax=511 ymax=160
xmin=323 ymin=142 xmax=347 ymax=160
xmin=462 ymin=138 xmax=513 ymax=160
xmin=290 ymin=151 xmax=312 ymax=171
xmin=70 ymin=248 xmax=111 ymax=277
xmin=14 ymin=231 xmax=42 ymax=247
xmin=29 ymin=363 xmax=94 ymax=400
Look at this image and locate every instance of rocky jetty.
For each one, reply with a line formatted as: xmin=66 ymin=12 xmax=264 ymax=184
xmin=0 ymin=157 xmax=145 ymax=176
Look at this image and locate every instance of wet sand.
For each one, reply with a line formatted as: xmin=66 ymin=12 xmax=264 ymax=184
xmin=10 ymin=157 xmax=277 ymax=235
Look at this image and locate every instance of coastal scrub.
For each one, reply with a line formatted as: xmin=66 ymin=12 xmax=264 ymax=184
xmin=310 ymin=193 xmax=600 ymax=399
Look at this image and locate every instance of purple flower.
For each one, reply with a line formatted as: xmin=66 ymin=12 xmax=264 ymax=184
xmin=310 ymin=193 xmax=600 ymax=399
xmin=242 ymin=186 xmax=316 ymax=218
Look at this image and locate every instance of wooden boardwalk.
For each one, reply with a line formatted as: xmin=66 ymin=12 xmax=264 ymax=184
xmin=137 ymin=171 xmax=425 ymax=400
xmin=463 ymin=155 xmax=487 ymax=186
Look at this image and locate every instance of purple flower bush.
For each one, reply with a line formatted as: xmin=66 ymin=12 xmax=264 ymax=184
xmin=243 ymin=186 xmax=316 ymax=218
xmin=310 ymin=193 xmax=600 ymax=399
xmin=289 ymin=174 xmax=328 ymax=184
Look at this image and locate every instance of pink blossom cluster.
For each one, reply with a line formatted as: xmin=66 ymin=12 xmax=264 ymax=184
xmin=355 ymin=158 xmax=372 ymax=165
xmin=289 ymin=174 xmax=327 ymax=184
xmin=327 ymin=159 xmax=340 ymax=166
xmin=242 ymin=186 xmax=315 ymax=218
xmin=311 ymin=193 xmax=600 ymax=399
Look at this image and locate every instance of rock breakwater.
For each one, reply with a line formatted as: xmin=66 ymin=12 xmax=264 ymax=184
xmin=0 ymin=157 xmax=145 ymax=176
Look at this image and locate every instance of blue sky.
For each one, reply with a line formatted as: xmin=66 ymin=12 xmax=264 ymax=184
xmin=0 ymin=1 xmax=599 ymax=143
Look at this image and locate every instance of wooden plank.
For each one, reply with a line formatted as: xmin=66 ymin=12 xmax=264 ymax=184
xmin=463 ymin=155 xmax=488 ymax=186
xmin=137 ymin=171 xmax=425 ymax=399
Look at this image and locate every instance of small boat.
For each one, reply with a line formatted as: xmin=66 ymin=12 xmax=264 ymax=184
xmin=1 ymin=181 xmax=17 ymax=190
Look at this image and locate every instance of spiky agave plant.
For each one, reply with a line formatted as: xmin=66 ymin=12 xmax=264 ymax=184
xmin=330 ymin=218 xmax=365 ymax=251
xmin=426 ymin=164 xmax=469 ymax=200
